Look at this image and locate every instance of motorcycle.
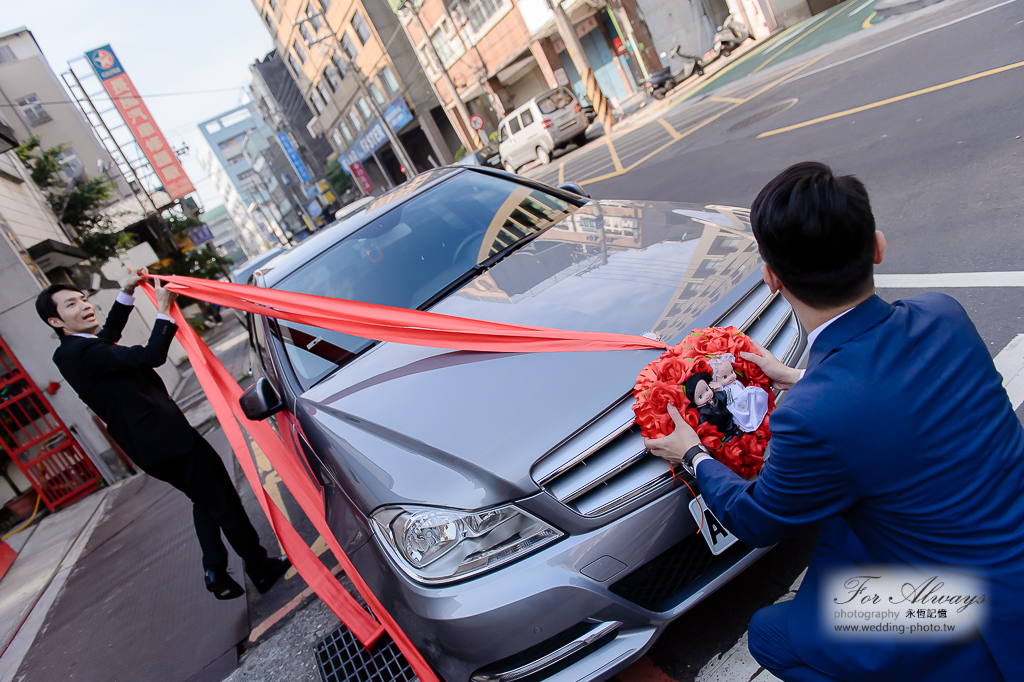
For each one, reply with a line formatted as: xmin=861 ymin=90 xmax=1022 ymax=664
xmin=715 ymin=14 xmax=750 ymax=57
xmin=644 ymin=38 xmax=722 ymax=101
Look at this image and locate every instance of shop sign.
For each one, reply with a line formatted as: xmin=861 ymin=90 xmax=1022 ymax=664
xmin=276 ymin=132 xmax=312 ymax=183
xmin=350 ymin=161 xmax=373 ymax=194
xmin=339 ymin=96 xmax=414 ymax=170
xmin=85 ymin=45 xmax=195 ymax=200
xmin=552 ymin=16 xmax=599 ymax=53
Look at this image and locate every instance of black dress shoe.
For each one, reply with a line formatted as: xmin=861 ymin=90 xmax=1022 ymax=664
xmin=248 ymin=556 xmax=291 ymax=594
xmin=205 ymin=567 xmax=245 ymax=600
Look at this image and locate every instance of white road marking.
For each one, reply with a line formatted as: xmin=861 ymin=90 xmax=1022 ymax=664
xmin=212 ymin=330 xmax=249 ymax=352
xmin=874 ymin=271 xmax=1024 ymax=288
xmin=787 ymin=0 xmax=1020 ymax=83
xmin=995 ymin=335 xmax=1024 ymax=410
xmin=848 ymin=0 xmax=875 ymax=15
xmin=765 ymin=13 xmax=828 ymax=54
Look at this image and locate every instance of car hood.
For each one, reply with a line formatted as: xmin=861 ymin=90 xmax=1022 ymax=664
xmin=301 ymin=200 xmax=761 ymax=512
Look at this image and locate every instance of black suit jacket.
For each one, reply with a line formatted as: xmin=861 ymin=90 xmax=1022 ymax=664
xmin=53 ymin=300 xmax=195 ymax=468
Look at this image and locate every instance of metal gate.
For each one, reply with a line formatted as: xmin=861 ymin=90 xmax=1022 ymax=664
xmin=0 ymin=334 xmax=100 ymax=512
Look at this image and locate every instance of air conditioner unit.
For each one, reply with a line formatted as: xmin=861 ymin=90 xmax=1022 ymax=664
xmin=307 ymin=117 xmax=324 ymax=138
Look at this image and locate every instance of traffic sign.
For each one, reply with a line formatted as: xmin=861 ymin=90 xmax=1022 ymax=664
xmin=469 ymin=114 xmax=484 ymax=131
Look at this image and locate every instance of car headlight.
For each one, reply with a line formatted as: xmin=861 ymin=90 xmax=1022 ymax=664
xmin=371 ymin=504 xmax=562 ymax=584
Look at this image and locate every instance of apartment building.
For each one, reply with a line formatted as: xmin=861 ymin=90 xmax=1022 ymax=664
xmin=398 ymin=0 xmax=660 ymax=141
xmin=253 ymin=0 xmax=460 ymax=193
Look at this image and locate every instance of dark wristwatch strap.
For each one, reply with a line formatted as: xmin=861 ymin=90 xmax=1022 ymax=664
xmin=682 ymin=444 xmax=711 ymax=475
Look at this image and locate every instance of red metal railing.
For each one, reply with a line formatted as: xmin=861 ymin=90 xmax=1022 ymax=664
xmin=0 ymin=334 xmax=100 ymax=512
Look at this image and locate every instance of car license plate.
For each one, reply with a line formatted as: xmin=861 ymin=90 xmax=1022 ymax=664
xmin=688 ymin=495 xmax=738 ymax=555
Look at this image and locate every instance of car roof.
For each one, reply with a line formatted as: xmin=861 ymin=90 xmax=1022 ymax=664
xmin=254 ymin=165 xmax=586 ymax=289
xmin=499 ymin=87 xmax=572 ymax=125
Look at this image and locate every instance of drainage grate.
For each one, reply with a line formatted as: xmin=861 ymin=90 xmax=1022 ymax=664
xmin=315 ymin=626 xmax=418 ymax=682
xmin=725 ymin=99 xmax=798 ymax=134
xmin=609 ymin=532 xmax=716 ymax=611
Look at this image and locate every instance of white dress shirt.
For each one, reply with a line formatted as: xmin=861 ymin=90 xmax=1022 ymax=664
xmin=72 ymin=290 xmax=174 ymax=339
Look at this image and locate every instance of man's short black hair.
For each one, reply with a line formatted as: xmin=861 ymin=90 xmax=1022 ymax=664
xmin=36 ymin=284 xmax=83 ymax=336
xmin=750 ymin=161 xmax=876 ymax=309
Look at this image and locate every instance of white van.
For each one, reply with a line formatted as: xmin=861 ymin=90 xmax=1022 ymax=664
xmin=498 ymin=87 xmax=588 ymax=172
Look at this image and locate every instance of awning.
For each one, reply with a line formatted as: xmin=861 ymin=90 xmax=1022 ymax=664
xmin=27 ymin=239 xmax=88 ymax=272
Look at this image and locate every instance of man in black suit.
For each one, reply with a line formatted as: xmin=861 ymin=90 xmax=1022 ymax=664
xmin=36 ymin=269 xmax=289 ymax=600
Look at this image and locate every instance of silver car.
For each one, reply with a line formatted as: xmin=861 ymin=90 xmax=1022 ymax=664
xmin=498 ymin=88 xmax=589 ymax=172
xmin=241 ymin=167 xmax=803 ymax=682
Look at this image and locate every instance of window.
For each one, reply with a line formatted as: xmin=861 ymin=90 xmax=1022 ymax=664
xmin=17 ymin=95 xmax=51 ymax=127
xmin=341 ymin=32 xmax=358 ymax=60
xmin=430 ymin=28 xmax=454 ymax=63
xmin=227 ymin=154 xmax=245 ymax=166
xmin=331 ymin=129 xmax=345 ymax=149
xmin=268 ymin=0 xmax=280 ymax=12
xmin=293 ymin=39 xmax=307 ymax=63
xmin=287 ymin=51 xmax=302 ymax=75
xmin=323 ymin=68 xmax=338 ymax=91
xmin=520 ymin=110 xmax=534 ymax=127
xmin=498 ymin=125 xmax=508 ymax=142
xmin=299 ymin=23 xmax=315 ymax=45
xmin=57 ymin=149 xmax=82 ymax=180
xmin=537 ymin=88 xmax=573 ymax=114
xmin=272 ymin=171 xmax=573 ymax=389
xmin=461 ymin=0 xmax=502 ymax=32
xmin=264 ymin=11 xmax=275 ymax=29
xmin=310 ymin=95 xmax=323 ymax=114
xmin=509 ymin=117 xmax=521 ymax=134
xmin=0 ymin=45 xmax=16 ymax=64
xmin=305 ymin=3 xmax=322 ymax=29
xmin=379 ymin=65 xmax=399 ymax=94
xmin=351 ymin=10 xmax=371 ymax=45
xmin=338 ymin=121 xmax=353 ymax=143
xmin=331 ymin=52 xmax=347 ymax=78
xmin=357 ymin=97 xmax=372 ymax=120
xmin=369 ymin=82 xmax=386 ymax=107
xmin=317 ymin=80 xmax=332 ymax=104
xmin=348 ymin=109 xmax=363 ymax=132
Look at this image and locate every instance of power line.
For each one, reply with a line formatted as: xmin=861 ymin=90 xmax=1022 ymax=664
xmin=0 ymin=86 xmax=249 ymax=107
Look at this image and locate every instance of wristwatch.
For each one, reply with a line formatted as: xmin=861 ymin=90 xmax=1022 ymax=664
xmin=681 ymin=444 xmax=712 ymax=477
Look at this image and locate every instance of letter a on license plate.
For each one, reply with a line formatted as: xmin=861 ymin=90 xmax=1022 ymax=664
xmin=688 ymin=495 xmax=738 ymax=555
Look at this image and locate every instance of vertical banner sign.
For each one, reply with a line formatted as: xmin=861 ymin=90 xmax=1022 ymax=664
xmin=275 ymin=132 xmax=312 ymax=183
xmin=85 ymin=45 xmax=195 ymax=200
xmin=349 ymin=161 xmax=373 ymax=194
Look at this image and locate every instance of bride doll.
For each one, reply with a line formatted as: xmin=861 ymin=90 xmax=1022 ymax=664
xmin=709 ymin=353 xmax=769 ymax=433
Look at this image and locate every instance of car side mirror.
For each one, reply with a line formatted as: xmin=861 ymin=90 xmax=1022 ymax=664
xmin=557 ymin=182 xmax=590 ymax=198
xmin=239 ymin=377 xmax=285 ymax=421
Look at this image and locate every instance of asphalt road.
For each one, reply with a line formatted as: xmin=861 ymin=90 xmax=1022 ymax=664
xmin=519 ymin=0 xmax=1024 ymax=679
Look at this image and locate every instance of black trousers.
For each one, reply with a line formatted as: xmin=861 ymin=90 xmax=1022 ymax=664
xmin=145 ymin=432 xmax=268 ymax=571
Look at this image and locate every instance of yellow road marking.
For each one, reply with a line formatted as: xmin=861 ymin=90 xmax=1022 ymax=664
xmin=709 ymin=96 xmax=745 ymax=103
xmin=606 ymin=137 xmax=624 ymax=172
xmin=751 ymin=6 xmax=845 ymax=76
xmin=284 ymin=535 xmax=329 ymax=580
xmin=577 ymin=52 xmax=833 ymax=185
xmin=862 ymin=11 xmax=877 ymax=30
xmin=758 ymin=60 xmax=1024 ymax=138
xmin=557 ymin=161 xmax=565 ymax=185
xmin=657 ymin=118 xmax=682 ymax=139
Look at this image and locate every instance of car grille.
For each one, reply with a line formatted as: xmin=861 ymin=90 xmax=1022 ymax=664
xmin=609 ymin=532 xmax=716 ymax=610
xmin=315 ymin=626 xmax=416 ymax=682
xmin=532 ymin=282 xmax=800 ymax=518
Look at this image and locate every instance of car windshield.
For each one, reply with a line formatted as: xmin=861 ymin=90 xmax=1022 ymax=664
xmin=537 ymin=89 xmax=573 ymax=115
xmin=272 ymin=171 xmax=577 ymax=389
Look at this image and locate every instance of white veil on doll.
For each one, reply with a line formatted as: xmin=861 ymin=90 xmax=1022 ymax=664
xmin=711 ymin=353 xmax=769 ymax=433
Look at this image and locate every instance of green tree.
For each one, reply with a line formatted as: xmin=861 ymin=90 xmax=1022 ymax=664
xmin=15 ymin=135 xmax=135 ymax=264
xmin=162 ymin=213 xmax=204 ymax=235
xmin=167 ymin=244 xmax=231 ymax=280
xmin=325 ymin=159 xmax=353 ymax=196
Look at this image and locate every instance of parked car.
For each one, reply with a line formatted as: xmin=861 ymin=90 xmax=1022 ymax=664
xmin=227 ymin=247 xmax=285 ymax=324
xmin=240 ymin=166 xmax=804 ymax=682
xmin=454 ymin=140 xmax=503 ymax=169
xmin=498 ymin=87 xmax=589 ymax=172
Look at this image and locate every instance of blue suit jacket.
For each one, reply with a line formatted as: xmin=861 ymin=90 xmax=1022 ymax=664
xmin=697 ymin=294 xmax=1024 ymax=680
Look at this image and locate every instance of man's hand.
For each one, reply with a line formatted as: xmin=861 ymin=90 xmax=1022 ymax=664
xmin=122 ymin=267 xmax=147 ymax=295
xmin=644 ymin=404 xmax=701 ymax=465
xmin=154 ymin=277 xmax=177 ymax=315
xmin=740 ymin=340 xmax=802 ymax=391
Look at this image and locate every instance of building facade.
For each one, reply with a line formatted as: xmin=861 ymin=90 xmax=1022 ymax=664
xmin=0 ymin=28 xmax=132 ymax=202
xmin=252 ymin=0 xmax=460 ymax=194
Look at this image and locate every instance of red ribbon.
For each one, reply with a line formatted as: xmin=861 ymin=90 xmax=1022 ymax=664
xmin=143 ymin=273 xmax=669 ymax=674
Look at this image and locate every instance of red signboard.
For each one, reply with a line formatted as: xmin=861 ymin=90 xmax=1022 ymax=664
xmin=85 ymin=45 xmax=195 ymax=200
xmin=349 ymin=161 xmax=373 ymax=194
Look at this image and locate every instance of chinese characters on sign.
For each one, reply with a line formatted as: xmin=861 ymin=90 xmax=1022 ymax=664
xmin=275 ymin=132 xmax=312 ymax=184
xmin=349 ymin=161 xmax=373 ymax=194
xmin=339 ymin=96 xmax=414 ymax=171
xmin=84 ymin=45 xmax=195 ymax=200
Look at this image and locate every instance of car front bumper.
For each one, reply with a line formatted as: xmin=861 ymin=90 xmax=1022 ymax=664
xmin=350 ymin=483 xmax=767 ymax=682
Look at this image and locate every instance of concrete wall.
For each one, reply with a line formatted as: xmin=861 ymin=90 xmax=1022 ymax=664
xmin=0 ymin=151 xmax=68 ymax=247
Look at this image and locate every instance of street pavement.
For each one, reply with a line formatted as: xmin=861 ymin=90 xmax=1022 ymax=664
xmin=521 ymin=0 xmax=1024 ymax=679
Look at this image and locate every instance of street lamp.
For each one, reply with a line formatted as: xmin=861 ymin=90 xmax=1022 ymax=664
xmin=295 ymin=10 xmax=419 ymax=180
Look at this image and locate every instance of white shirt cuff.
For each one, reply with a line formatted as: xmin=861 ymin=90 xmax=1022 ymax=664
xmin=156 ymin=313 xmax=175 ymax=323
xmin=692 ymin=454 xmax=713 ymax=472
xmin=115 ymin=291 xmax=136 ymax=306
xmin=799 ymin=368 xmax=806 ymax=379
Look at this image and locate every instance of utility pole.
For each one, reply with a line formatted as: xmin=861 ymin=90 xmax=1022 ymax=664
xmin=401 ymin=3 xmax=486 ymax=150
xmin=543 ymin=0 xmax=616 ymax=134
xmin=298 ymin=12 xmax=419 ymax=179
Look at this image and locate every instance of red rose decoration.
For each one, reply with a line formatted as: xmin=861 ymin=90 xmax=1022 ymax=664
xmin=632 ymin=326 xmax=774 ymax=479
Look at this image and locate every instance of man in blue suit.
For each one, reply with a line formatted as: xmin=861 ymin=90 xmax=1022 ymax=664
xmin=646 ymin=162 xmax=1024 ymax=681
